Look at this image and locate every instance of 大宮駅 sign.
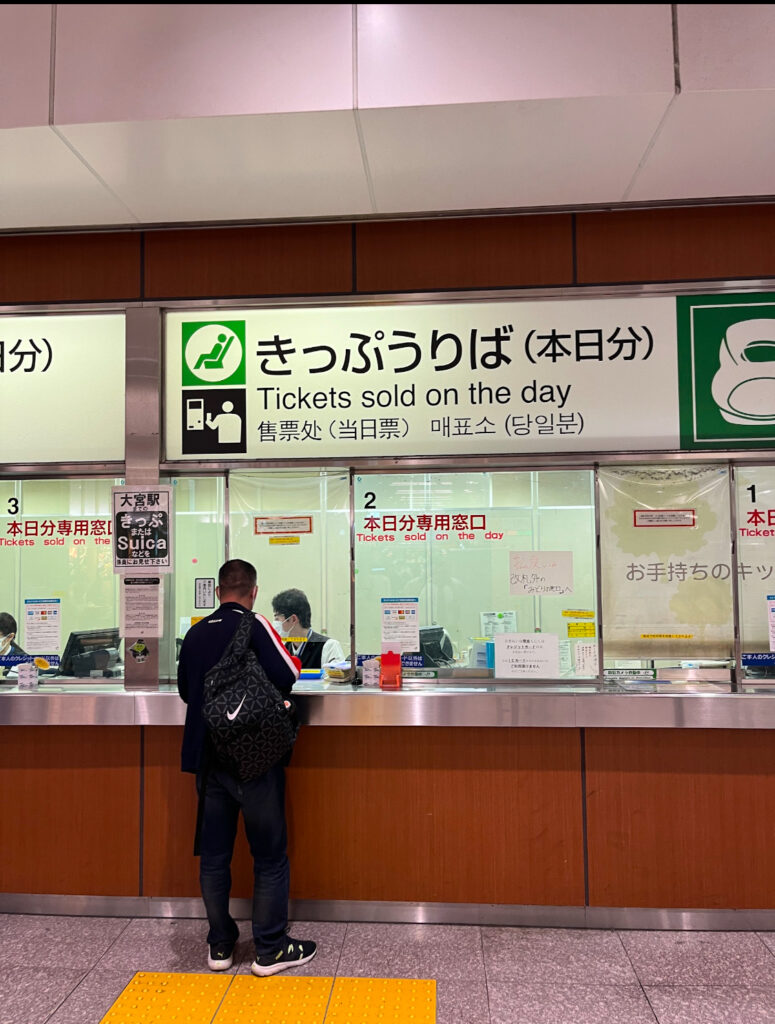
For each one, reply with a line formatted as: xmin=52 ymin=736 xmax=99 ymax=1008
xmin=165 ymin=292 xmax=775 ymax=460
xmin=112 ymin=486 xmax=173 ymax=573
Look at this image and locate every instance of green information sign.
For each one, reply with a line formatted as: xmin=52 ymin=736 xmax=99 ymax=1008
xmin=182 ymin=320 xmax=246 ymax=387
xmin=678 ymin=293 xmax=775 ymax=449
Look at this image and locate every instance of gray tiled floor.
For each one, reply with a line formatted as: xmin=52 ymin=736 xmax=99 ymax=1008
xmin=3 ymin=915 xmax=775 ymax=1022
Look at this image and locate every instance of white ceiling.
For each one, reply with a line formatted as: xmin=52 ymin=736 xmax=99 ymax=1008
xmin=1 ymin=4 xmax=774 ymax=231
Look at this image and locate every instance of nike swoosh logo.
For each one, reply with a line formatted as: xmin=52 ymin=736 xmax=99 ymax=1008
xmin=226 ymin=695 xmax=246 ymax=721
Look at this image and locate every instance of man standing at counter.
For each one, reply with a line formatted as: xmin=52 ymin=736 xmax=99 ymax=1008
xmin=271 ymin=588 xmax=344 ymax=669
xmin=177 ymin=559 xmax=317 ymax=976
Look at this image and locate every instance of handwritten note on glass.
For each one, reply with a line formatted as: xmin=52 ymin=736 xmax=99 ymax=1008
xmin=509 ymin=551 xmax=574 ymax=597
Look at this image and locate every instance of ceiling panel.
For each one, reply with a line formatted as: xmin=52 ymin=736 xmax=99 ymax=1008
xmin=629 ymin=91 xmax=775 ymax=202
xmin=59 ymin=111 xmax=372 ymax=223
xmin=360 ymin=94 xmax=672 ymax=214
xmin=0 ymin=4 xmax=52 ymax=129
xmin=54 ymin=3 xmax=353 ymax=125
xmin=678 ymin=4 xmax=775 ymax=92
xmin=358 ymin=3 xmax=673 ymax=109
xmin=0 ymin=127 xmax=136 ymax=229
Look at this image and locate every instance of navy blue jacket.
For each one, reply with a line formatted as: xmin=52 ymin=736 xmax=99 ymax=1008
xmin=177 ymin=602 xmax=299 ymax=774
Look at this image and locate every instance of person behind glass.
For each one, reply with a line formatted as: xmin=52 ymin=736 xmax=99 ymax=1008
xmin=177 ymin=559 xmax=317 ymax=976
xmin=271 ymin=589 xmax=345 ymax=669
xmin=0 ymin=613 xmax=25 ymax=658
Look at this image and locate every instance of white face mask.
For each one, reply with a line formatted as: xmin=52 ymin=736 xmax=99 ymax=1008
xmin=273 ymin=617 xmax=290 ymax=638
xmin=0 ymin=634 xmax=12 ymax=656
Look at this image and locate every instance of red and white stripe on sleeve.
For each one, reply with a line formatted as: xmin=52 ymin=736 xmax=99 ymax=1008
xmin=251 ymin=613 xmax=300 ymax=691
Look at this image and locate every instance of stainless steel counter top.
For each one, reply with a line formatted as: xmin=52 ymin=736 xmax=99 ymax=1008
xmin=2 ymin=681 xmax=775 ymax=728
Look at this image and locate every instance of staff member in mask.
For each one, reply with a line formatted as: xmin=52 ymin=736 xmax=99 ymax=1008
xmin=0 ymin=613 xmax=26 ymax=679
xmin=271 ymin=589 xmax=344 ymax=670
xmin=0 ymin=613 xmax=25 ymax=658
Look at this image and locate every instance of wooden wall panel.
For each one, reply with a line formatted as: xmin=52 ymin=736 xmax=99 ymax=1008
xmin=287 ymin=726 xmax=584 ymax=905
xmin=0 ymin=726 xmax=141 ymax=895
xmin=356 ymin=214 xmax=574 ymax=293
xmin=144 ymin=224 xmax=353 ymax=299
xmin=586 ymin=728 xmax=775 ymax=909
xmin=144 ymin=726 xmax=584 ymax=906
xmin=576 ymin=205 xmax=775 ymax=284
xmin=143 ymin=726 xmax=254 ymax=899
xmin=0 ymin=232 xmax=141 ymax=304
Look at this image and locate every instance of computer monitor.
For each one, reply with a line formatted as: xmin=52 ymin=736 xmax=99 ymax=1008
xmin=418 ymin=626 xmax=455 ymax=667
xmin=59 ymin=628 xmax=121 ymax=677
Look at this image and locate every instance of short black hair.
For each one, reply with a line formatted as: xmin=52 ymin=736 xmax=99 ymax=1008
xmin=272 ymin=589 xmax=311 ymax=629
xmin=0 ymin=612 xmax=17 ymax=636
xmin=218 ymin=559 xmax=257 ymax=599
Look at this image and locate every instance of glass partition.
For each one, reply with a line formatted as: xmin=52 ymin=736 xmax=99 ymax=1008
xmin=3 ymin=461 xmax=767 ymax=691
xmin=354 ymin=470 xmax=597 ymax=679
xmin=228 ymin=471 xmax=351 ymax=659
xmin=599 ymin=465 xmax=734 ymax=680
xmin=736 ymin=466 xmax=775 ymax=683
xmin=0 ymin=477 xmax=121 ymax=679
xmin=168 ymin=476 xmax=226 ymax=678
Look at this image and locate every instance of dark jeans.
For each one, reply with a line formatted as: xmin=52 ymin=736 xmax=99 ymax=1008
xmin=196 ymin=764 xmax=289 ymax=955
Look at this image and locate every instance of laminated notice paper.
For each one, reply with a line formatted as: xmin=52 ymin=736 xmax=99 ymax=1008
xmin=381 ymin=597 xmax=420 ymax=652
xmin=23 ymin=598 xmax=61 ymax=654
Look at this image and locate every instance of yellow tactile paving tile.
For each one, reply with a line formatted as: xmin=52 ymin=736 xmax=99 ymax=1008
xmin=100 ymin=971 xmax=231 ymax=1024
xmin=213 ymin=975 xmax=334 ymax=1024
xmin=101 ymin=972 xmax=437 ymax=1024
xmin=324 ymin=977 xmax=436 ymax=1023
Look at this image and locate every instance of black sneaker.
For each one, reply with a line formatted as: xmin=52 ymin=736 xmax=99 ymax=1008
xmin=251 ymin=938 xmax=317 ymax=977
xmin=207 ymin=941 xmax=235 ymax=971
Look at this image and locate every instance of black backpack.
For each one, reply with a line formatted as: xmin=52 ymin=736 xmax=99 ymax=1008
xmin=201 ymin=611 xmax=298 ymax=782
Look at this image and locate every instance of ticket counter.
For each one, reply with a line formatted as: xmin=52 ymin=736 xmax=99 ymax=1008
xmin=4 ymin=270 xmax=775 ymax=927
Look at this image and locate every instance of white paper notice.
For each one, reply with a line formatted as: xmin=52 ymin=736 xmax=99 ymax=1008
xmin=254 ymin=516 xmax=313 ymax=535
xmin=575 ymin=641 xmax=599 ymax=676
xmin=480 ymin=610 xmax=517 ymax=636
xmin=195 ymin=577 xmax=216 ymax=609
xmin=559 ymin=639 xmax=573 ymax=674
xmin=23 ymin=598 xmax=61 ymax=654
xmin=768 ymin=595 xmax=775 ymax=653
xmin=509 ymin=551 xmax=574 ymax=596
xmin=121 ymin=577 xmax=164 ymax=638
xmin=494 ymin=633 xmax=561 ymax=678
xmin=381 ymin=597 xmax=420 ymax=652
xmin=633 ymin=508 xmax=696 ymax=528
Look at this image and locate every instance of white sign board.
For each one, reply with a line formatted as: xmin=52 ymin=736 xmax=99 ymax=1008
xmin=0 ymin=314 xmax=125 ymax=462
xmin=509 ymin=551 xmax=574 ymax=596
xmin=494 ymin=633 xmax=561 ymax=678
xmin=121 ymin=577 xmax=164 ymax=637
xmin=381 ymin=597 xmax=420 ymax=653
xmin=112 ymin=486 xmax=173 ymax=573
xmin=165 ymin=297 xmax=679 ymax=460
